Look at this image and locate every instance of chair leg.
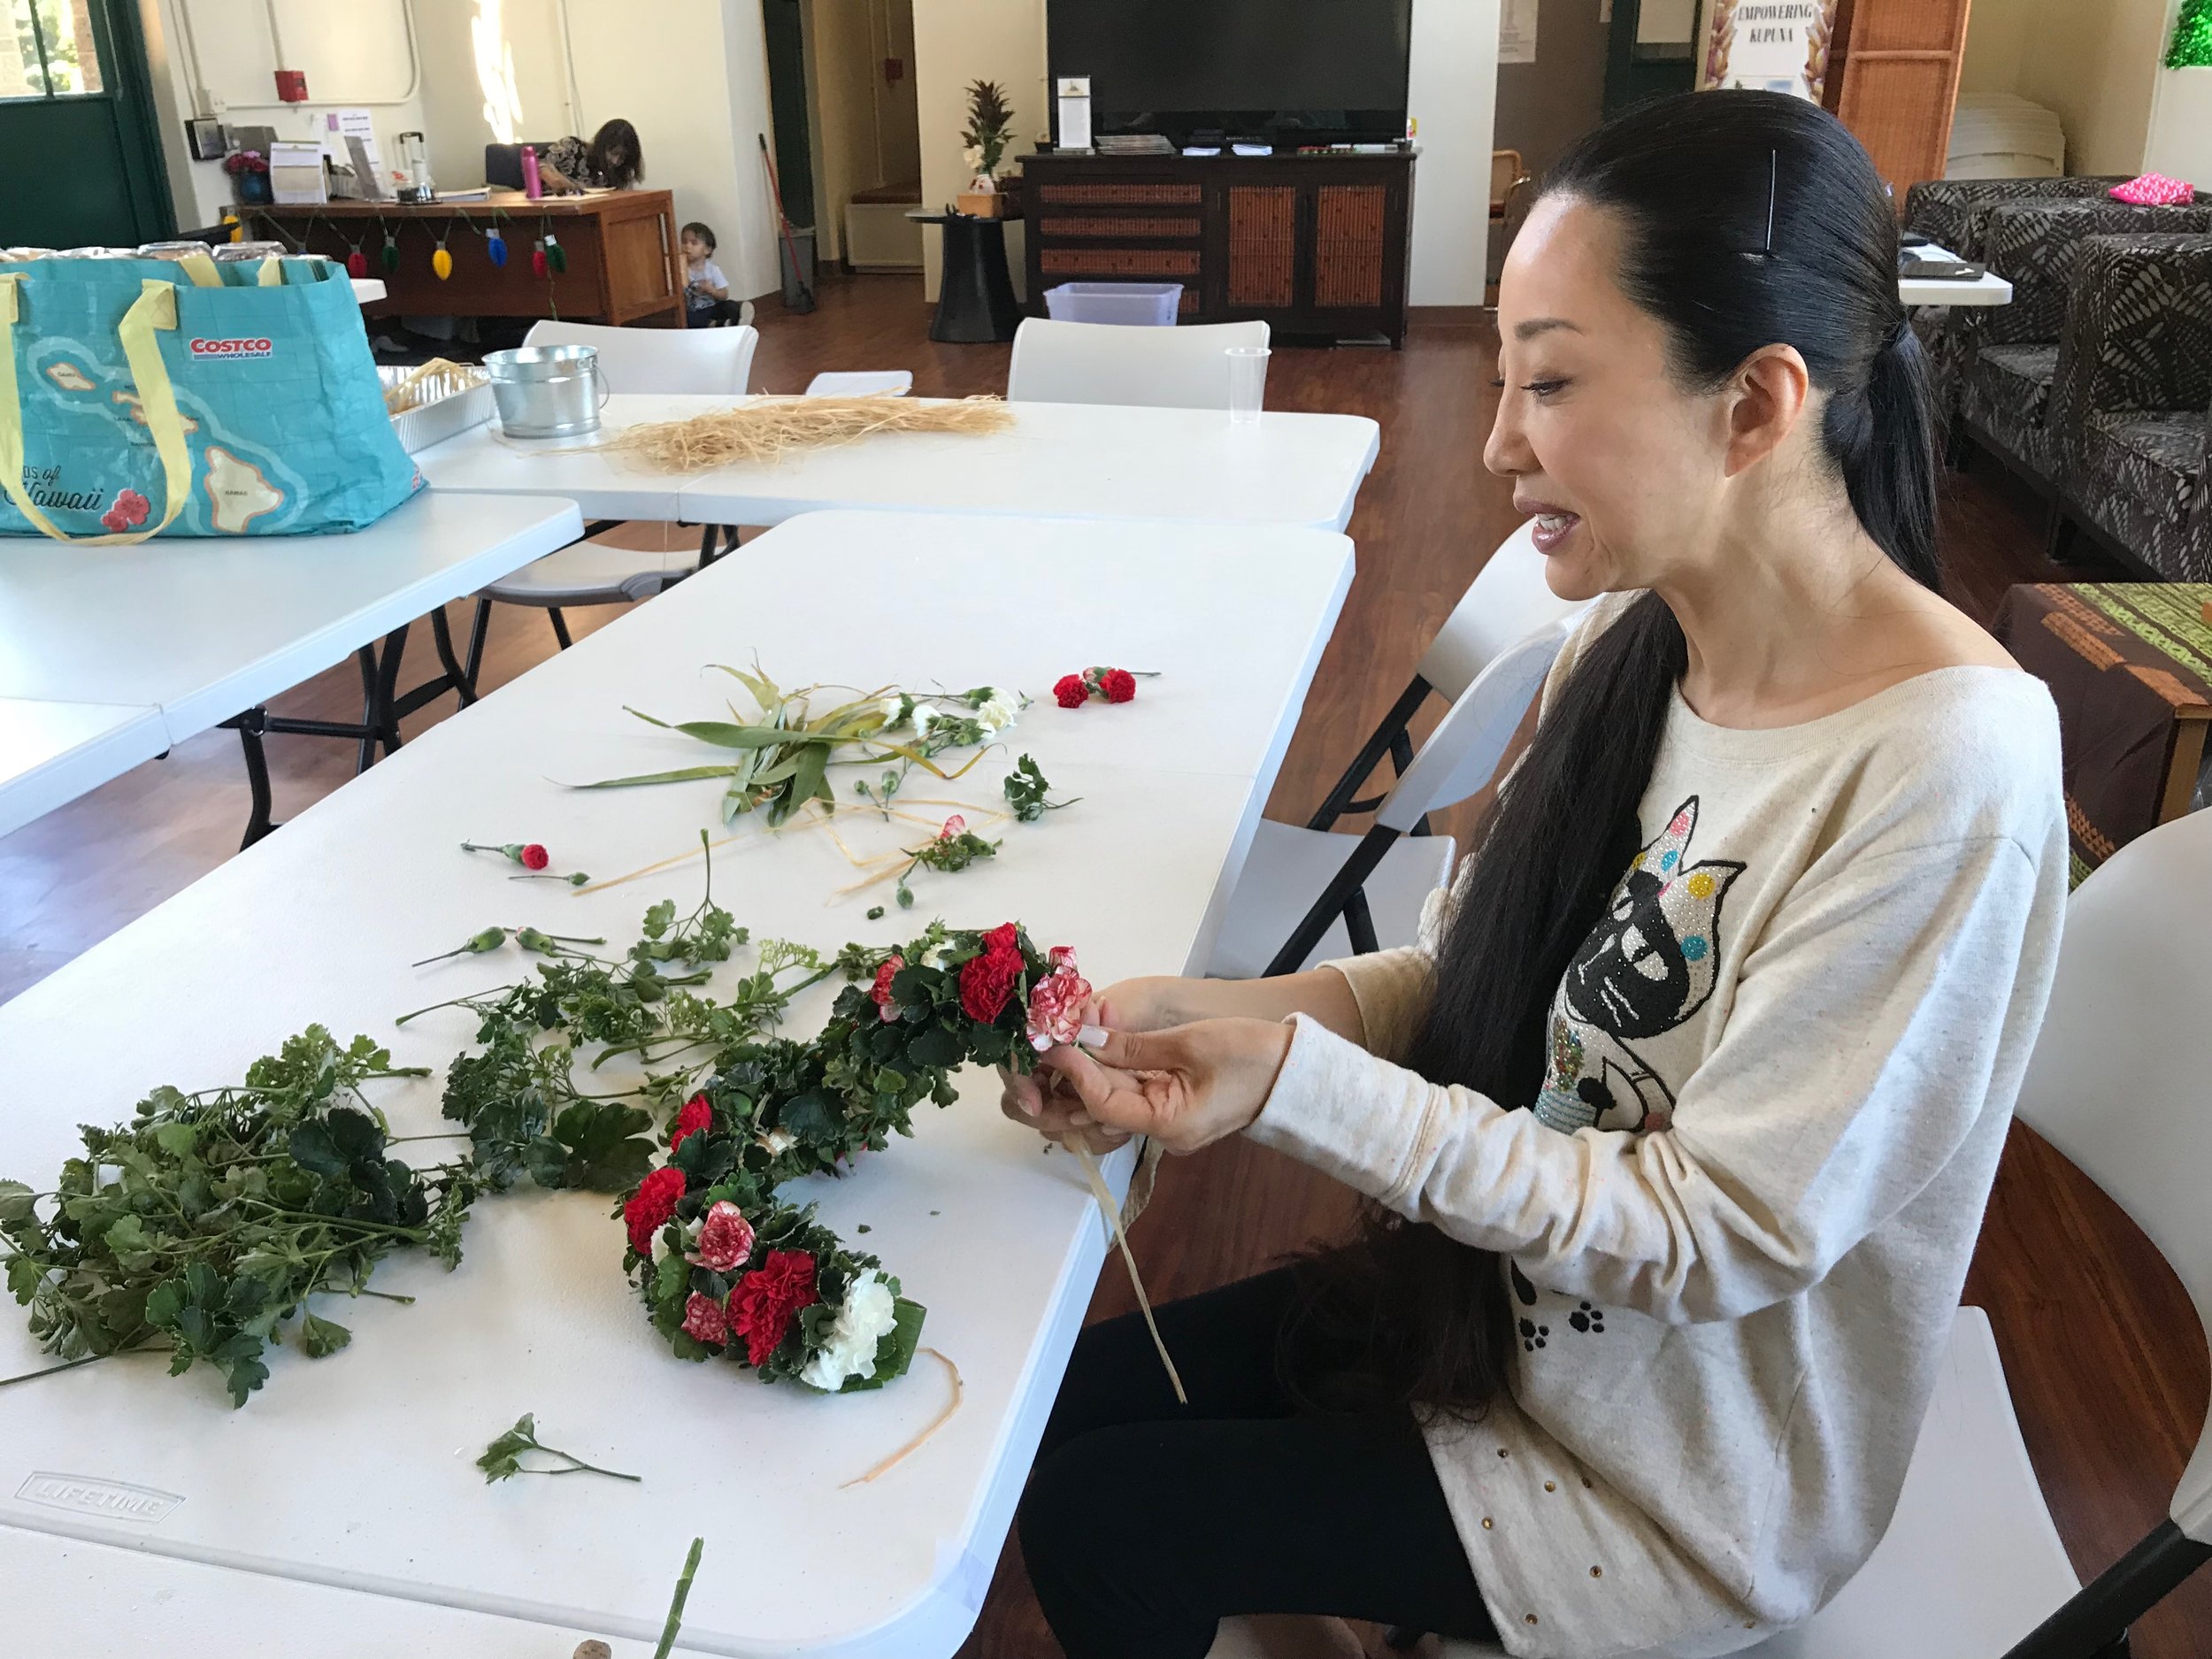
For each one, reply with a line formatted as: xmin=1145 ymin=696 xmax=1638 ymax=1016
xmin=1342 ymin=887 xmax=1381 ymax=956
xmin=2045 ymin=502 xmax=2082 ymax=565
xmin=465 ymin=596 xmax=494 ymax=687
xmin=1309 ymin=676 xmax=1432 ymax=832
xmin=1263 ymin=826 xmax=1403 ymax=978
xmin=548 ymin=607 xmax=574 ymax=650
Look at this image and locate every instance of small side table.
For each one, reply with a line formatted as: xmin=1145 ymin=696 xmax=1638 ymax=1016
xmin=909 ymin=211 xmax=1021 ymax=343
xmin=1993 ymin=581 xmax=2212 ymax=884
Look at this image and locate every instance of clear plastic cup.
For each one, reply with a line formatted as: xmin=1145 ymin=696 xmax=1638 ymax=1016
xmin=1226 ymin=345 xmax=1271 ymax=424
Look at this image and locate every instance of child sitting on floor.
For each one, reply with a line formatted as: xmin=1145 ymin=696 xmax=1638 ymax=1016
xmin=682 ymin=222 xmax=739 ymax=328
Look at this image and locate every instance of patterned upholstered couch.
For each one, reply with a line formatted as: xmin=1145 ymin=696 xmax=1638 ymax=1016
xmin=1901 ymin=177 xmax=2130 ymax=395
xmin=1948 ymin=200 xmax=2212 ymax=488
xmin=2050 ymin=234 xmax=2212 ymax=582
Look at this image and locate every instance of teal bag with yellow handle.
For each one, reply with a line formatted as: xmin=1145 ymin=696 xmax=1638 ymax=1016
xmin=0 ymin=255 xmax=420 ymax=542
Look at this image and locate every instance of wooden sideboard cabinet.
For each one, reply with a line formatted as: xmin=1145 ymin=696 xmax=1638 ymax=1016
xmin=1018 ymin=150 xmax=1416 ymax=346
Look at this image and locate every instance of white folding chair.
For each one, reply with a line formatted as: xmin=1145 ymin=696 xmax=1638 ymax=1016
xmin=1310 ymin=518 xmax=1585 ymax=834
xmin=1006 ymin=317 xmax=1271 ymax=409
xmin=1205 ymin=611 xmax=1582 ymax=979
xmin=803 ymin=370 xmax=912 ymax=397
xmin=1433 ymin=808 xmax=2212 ymax=1658
xmin=465 ymin=320 xmax=759 ymax=671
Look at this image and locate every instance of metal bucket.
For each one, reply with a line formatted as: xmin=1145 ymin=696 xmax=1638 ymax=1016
xmin=482 ymin=343 xmax=607 ymax=438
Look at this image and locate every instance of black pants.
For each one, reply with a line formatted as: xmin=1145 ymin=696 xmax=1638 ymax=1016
xmin=1018 ymin=1267 xmax=1497 ymax=1659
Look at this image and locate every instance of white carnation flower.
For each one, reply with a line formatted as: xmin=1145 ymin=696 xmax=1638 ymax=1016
xmin=975 ymin=690 xmax=1020 ymax=733
xmin=799 ymin=1271 xmax=899 ymax=1390
xmin=914 ymin=705 xmax=943 ymax=736
xmin=878 ymin=695 xmax=909 ymax=728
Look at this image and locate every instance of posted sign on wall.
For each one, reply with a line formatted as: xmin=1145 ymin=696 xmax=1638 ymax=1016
xmin=1697 ymin=0 xmax=1840 ymax=103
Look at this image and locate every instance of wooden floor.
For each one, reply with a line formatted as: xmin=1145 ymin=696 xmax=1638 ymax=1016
xmin=2 ymin=275 xmax=2203 ymax=1656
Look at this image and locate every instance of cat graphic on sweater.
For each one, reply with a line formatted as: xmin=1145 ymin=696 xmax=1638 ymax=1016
xmin=1532 ymin=796 xmax=1743 ymax=1138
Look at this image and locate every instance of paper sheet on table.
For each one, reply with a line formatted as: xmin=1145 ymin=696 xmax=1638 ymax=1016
xmin=323 ymin=109 xmax=381 ymax=176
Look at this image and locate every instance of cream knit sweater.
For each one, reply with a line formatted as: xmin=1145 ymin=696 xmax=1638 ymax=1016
xmin=1248 ymin=596 xmax=2067 ymax=1655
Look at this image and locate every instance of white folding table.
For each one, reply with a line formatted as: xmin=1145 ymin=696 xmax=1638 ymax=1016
xmin=0 ymin=696 xmax=170 ymax=841
xmin=412 ymin=394 xmax=1384 ymax=533
xmin=0 ymin=491 xmax=584 ymax=841
xmin=0 ymin=509 xmax=1356 ymax=1657
xmin=1901 ymin=242 xmax=2014 ymax=307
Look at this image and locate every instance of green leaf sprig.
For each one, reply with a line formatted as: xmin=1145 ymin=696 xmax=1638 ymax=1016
xmin=477 ymin=1411 xmax=640 ymax=1484
xmin=1002 ymin=755 xmax=1079 ymax=824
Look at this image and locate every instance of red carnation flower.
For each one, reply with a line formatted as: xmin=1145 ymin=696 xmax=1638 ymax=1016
xmin=680 ymin=1291 xmax=730 ymax=1348
xmin=1100 ymin=668 xmax=1137 ymax=703
xmin=672 ymin=1093 xmax=713 ymax=1148
xmin=871 ymin=955 xmax=904 ymax=1024
xmin=1053 ymin=674 xmax=1088 ymax=710
xmin=726 ymin=1248 xmax=819 ymax=1367
xmin=959 ymin=926 xmax=1025 ymax=1024
xmin=623 ymin=1165 xmax=687 ymax=1256
xmin=520 ymin=842 xmax=550 ymax=871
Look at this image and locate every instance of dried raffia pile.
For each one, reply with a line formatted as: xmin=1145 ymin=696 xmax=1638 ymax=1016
xmin=594 ymin=395 xmax=1013 ymax=472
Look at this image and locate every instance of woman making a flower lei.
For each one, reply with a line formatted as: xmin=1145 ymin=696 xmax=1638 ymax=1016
xmin=1001 ymin=91 xmax=2064 ymax=1659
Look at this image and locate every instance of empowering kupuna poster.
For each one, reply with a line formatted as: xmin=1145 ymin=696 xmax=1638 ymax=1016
xmin=1697 ymin=0 xmax=1839 ymax=102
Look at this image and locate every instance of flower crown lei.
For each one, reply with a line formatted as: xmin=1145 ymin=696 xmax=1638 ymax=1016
xmin=620 ymin=921 xmax=1091 ymax=1392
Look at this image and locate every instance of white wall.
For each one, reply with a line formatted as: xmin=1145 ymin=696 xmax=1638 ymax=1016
xmin=1956 ymin=0 xmax=2172 ymax=176
xmin=912 ymin=0 xmax=1041 ymax=298
xmin=1408 ymin=0 xmax=1500 ymax=305
xmin=140 ymin=0 xmax=426 ymax=230
xmin=2147 ymin=66 xmax=2212 ymax=186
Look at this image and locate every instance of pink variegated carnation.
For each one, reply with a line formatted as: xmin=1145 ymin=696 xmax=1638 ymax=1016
xmin=1025 ymin=947 xmax=1093 ymax=1051
xmin=687 ymin=1201 xmax=757 ymax=1272
xmin=680 ymin=1290 xmax=731 ymax=1347
xmin=871 ymin=955 xmax=904 ymax=1023
xmin=938 ymin=813 xmax=966 ymax=841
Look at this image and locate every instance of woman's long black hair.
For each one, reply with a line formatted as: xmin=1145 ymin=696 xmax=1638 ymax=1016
xmin=1289 ymin=90 xmax=1942 ymax=1417
xmin=589 ymin=119 xmax=644 ymax=188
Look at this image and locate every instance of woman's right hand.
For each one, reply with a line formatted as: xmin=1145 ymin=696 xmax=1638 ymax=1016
xmin=996 ymin=976 xmax=1192 ymax=1149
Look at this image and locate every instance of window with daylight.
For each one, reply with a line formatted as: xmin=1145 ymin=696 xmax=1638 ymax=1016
xmin=3 ymin=0 xmax=104 ymax=99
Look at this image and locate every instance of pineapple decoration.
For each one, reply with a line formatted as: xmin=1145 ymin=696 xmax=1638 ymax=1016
xmin=380 ymin=231 xmax=400 ymax=275
xmin=431 ymin=232 xmax=453 ymax=281
xmin=345 ymin=236 xmax=368 ymax=280
xmin=2170 ymin=0 xmax=2212 ymax=66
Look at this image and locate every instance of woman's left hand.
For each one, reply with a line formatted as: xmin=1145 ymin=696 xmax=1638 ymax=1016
xmin=1039 ymin=1018 xmax=1295 ymax=1156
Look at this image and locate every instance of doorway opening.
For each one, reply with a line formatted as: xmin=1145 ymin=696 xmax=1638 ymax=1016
xmin=776 ymin=0 xmax=923 ymax=277
xmin=1 ymin=0 xmax=173 ymax=247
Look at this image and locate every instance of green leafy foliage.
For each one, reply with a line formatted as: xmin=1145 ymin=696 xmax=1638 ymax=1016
xmin=0 ymin=1028 xmax=463 ymax=1408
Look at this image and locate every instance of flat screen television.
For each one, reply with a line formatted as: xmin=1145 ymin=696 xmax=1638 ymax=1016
xmin=1048 ymin=0 xmax=1412 ymax=149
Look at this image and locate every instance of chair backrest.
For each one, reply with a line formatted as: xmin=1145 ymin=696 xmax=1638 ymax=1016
xmin=1372 ymin=612 xmax=1581 ymax=834
xmin=522 ymin=319 xmax=757 ymax=396
xmin=2011 ymin=808 xmax=2212 ymax=1541
xmin=1416 ymin=518 xmax=1593 ymax=702
xmin=804 ymin=370 xmax=912 ymax=398
xmin=1490 ymin=149 xmax=1523 ymax=209
xmin=1006 ymin=317 xmax=1271 ymax=409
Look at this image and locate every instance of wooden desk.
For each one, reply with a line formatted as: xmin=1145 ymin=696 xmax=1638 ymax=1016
xmin=253 ymin=190 xmax=685 ymax=326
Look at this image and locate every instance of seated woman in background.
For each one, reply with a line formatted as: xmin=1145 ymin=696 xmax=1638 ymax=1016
xmin=538 ymin=119 xmax=643 ymax=193
xmin=1005 ymin=89 xmax=2066 ymax=1659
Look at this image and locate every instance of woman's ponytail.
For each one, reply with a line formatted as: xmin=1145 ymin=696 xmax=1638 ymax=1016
xmin=1826 ymin=320 xmax=1940 ymax=588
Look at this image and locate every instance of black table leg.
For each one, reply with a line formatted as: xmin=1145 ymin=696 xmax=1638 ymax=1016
xmin=220 ymin=707 xmax=280 ymax=849
xmin=925 ymin=215 xmax=1021 ymax=344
